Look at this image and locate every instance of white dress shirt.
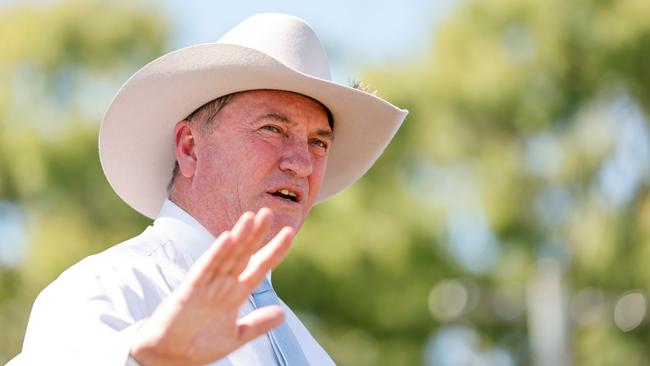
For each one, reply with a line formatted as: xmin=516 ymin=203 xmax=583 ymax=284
xmin=18 ymin=200 xmax=335 ymax=366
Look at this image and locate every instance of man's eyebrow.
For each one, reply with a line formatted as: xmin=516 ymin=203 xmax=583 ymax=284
xmin=257 ymin=113 xmax=293 ymax=125
xmin=315 ymin=129 xmax=334 ymax=140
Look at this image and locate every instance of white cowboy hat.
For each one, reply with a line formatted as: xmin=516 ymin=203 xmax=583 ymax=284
xmin=99 ymin=13 xmax=408 ymax=219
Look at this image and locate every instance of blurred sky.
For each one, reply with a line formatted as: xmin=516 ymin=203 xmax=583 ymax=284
xmin=157 ymin=0 xmax=453 ymax=83
xmin=0 ymin=0 xmax=455 ymax=80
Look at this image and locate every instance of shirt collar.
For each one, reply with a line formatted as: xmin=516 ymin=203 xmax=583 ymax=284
xmin=152 ymin=199 xmax=272 ymax=282
xmin=153 ymin=199 xmax=215 ymax=264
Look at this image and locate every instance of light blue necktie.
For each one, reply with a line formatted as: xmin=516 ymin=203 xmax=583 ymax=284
xmin=251 ymin=278 xmax=309 ymax=366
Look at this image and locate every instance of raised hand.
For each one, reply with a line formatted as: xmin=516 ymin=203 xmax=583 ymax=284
xmin=130 ymin=208 xmax=294 ymax=366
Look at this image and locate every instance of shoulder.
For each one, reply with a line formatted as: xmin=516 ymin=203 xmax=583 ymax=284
xmin=98 ymin=224 xmax=175 ymax=261
xmin=28 ymin=225 xmax=187 ymax=321
xmin=22 ymin=225 xmax=189 ymax=352
xmin=47 ymin=226 xmax=171 ymax=289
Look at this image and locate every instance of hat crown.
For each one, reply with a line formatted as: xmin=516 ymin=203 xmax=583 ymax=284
xmin=217 ymin=13 xmax=331 ymax=80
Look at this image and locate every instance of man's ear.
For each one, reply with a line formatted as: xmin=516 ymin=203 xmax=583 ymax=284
xmin=174 ymin=120 xmax=197 ymax=178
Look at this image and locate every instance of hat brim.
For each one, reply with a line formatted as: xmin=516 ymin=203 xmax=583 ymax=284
xmin=99 ymin=43 xmax=408 ymax=219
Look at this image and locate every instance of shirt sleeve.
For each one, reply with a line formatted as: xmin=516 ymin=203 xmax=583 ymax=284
xmin=20 ymin=257 xmax=152 ymax=366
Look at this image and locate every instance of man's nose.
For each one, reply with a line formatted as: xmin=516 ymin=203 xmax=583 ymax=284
xmin=279 ymin=137 xmax=313 ymax=177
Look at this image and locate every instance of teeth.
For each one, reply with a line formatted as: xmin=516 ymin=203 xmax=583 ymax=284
xmin=279 ymin=189 xmax=296 ymax=198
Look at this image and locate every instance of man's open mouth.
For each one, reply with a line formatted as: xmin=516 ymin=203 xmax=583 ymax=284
xmin=270 ymin=189 xmax=299 ymax=203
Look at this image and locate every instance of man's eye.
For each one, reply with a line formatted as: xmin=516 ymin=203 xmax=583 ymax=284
xmin=261 ymin=125 xmax=282 ymax=134
xmin=310 ymin=139 xmax=328 ymax=150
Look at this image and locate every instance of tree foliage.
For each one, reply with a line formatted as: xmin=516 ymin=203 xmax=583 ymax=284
xmin=335 ymin=0 xmax=650 ymax=364
xmin=0 ymin=0 xmax=167 ymax=361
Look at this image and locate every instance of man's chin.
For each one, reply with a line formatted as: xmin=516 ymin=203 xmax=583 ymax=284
xmin=269 ymin=212 xmax=301 ymax=233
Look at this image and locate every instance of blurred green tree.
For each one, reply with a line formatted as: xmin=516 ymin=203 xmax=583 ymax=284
xmin=282 ymin=0 xmax=650 ymax=364
xmin=0 ymin=0 xmax=167 ymax=362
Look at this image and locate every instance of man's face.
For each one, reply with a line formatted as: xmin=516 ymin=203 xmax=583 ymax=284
xmin=189 ymin=90 xmax=332 ymax=237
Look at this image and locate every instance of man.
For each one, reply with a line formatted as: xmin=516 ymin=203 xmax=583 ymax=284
xmin=14 ymin=13 xmax=406 ymax=365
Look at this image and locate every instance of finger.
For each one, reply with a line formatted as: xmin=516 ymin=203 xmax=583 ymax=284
xmin=228 ymin=208 xmax=273 ymax=276
xmin=237 ymin=305 xmax=285 ymax=344
xmin=185 ymin=230 xmax=234 ymax=287
xmin=250 ymin=208 xmax=273 ymax=252
xmin=216 ymin=212 xmax=255 ymax=275
xmin=239 ymin=226 xmax=295 ymax=288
